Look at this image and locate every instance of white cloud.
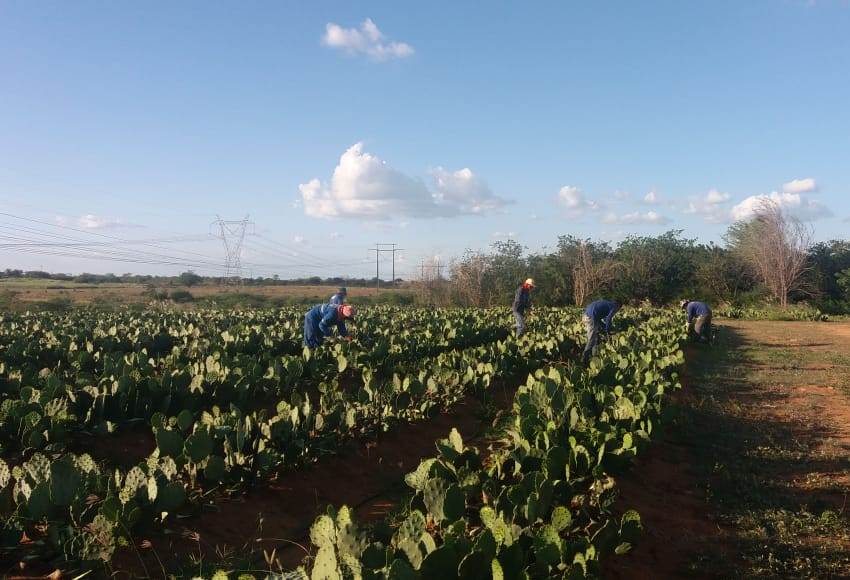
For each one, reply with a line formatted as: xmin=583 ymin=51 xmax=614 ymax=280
xmin=322 ymin=19 xmax=414 ymax=61
xmin=782 ymin=177 xmax=817 ymax=194
xmin=431 ymin=167 xmax=509 ymax=215
xmin=730 ymin=191 xmax=832 ymax=222
xmin=491 ymin=231 xmax=516 ymax=238
xmin=683 ymin=189 xmax=733 ymax=223
xmin=299 ymin=143 xmax=508 ymax=220
xmin=329 ymin=232 xmax=342 ymax=240
xmin=57 ymin=214 xmax=135 ymax=229
xmin=643 ymin=190 xmax=659 ymax=204
xmin=292 ymin=235 xmax=307 ymax=245
xmin=705 ymin=189 xmax=731 ymax=204
xmin=557 ymin=185 xmax=601 ymax=216
xmin=601 ymin=210 xmax=671 ymax=225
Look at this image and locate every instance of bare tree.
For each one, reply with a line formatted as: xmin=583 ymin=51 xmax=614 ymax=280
xmin=726 ymin=200 xmax=812 ymax=308
xmin=449 ymin=251 xmax=489 ymax=306
xmin=572 ymin=241 xmax=616 ymax=305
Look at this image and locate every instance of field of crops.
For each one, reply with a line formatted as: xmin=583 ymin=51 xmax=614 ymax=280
xmin=0 ymin=305 xmax=684 ymax=578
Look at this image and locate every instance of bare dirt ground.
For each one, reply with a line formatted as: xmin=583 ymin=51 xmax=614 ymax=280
xmin=605 ymin=320 xmax=850 ymax=579
xmin=0 ymin=280 xmax=411 ymax=305
xmin=109 ymin=383 xmax=517 ymax=578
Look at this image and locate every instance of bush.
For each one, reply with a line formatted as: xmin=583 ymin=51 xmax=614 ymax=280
xmin=39 ymin=296 xmax=73 ymax=313
xmin=169 ymin=290 xmax=195 ymax=303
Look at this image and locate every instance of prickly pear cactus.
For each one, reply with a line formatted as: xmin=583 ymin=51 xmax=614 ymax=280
xmin=184 ymin=430 xmax=213 ymax=463
xmin=0 ymin=459 xmax=9 ymax=489
xmin=49 ymin=456 xmax=81 ymax=507
xmin=404 ymin=458 xmax=435 ymax=492
xmin=423 ymin=478 xmax=465 ymax=524
xmin=311 ymin=545 xmax=341 ymax=580
xmin=310 ymin=514 xmax=337 ymax=549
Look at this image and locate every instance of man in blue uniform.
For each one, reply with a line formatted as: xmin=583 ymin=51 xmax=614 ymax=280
xmin=304 ymin=303 xmax=355 ymax=348
xmin=582 ymin=299 xmax=620 ymax=365
xmin=680 ymin=299 xmax=712 ymax=342
xmin=512 ymin=278 xmax=535 ymax=336
xmin=329 ymin=287 xmax=347 ymax=306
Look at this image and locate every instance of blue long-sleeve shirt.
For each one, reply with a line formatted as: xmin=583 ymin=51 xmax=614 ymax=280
xmin=512 ymin=286 xmax=531 ymax=314
xmin=306 ymin=304 xmax=348 ymax=339
xmin=686 ymin=301 xmax=712 ymax=323
xmin=585 ymin=300 xmax=620 ymax=333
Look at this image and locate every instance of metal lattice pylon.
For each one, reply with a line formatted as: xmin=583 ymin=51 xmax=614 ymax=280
xmin=211 ymin=215 xmax=253 ymax=283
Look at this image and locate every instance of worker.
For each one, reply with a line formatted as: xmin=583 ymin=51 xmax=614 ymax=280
xmin=582 ymin=299 xmax=620 ymax=365
xmin=303 ymin=303 xmax=355 ymax=348
xmin=329 ymin=286 xmax=347 ymax=306
xmin=680 ymin=299 xmax=712 ymax=342
xmin=512 ymin=278 xmax=535 ymax=337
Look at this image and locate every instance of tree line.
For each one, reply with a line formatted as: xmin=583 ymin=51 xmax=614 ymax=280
xmin=431 ymin=202 xmax=850 ymax=313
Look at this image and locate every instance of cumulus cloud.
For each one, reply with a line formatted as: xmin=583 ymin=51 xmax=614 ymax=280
xmin=431 ymin=167 xmax=510 ymax=214
xmin=601 ymin=210 xmax=671 ymax=225
xmin=730 ymin=191 xmax=832 ymax=222
xmin=642 ymin=190 xmax=659 ymax=204
xmin=322 ymin=18 xmax=414 ymax=61
xmin=782 ymin=177 xmax=817 ymax=194
xmin=299 ymin=143 xmax=509 ymax=220
xmin=684 ymin=189 xmax=733 ymax=223
xmin=556 ymin=185 xmax=601 ymax=216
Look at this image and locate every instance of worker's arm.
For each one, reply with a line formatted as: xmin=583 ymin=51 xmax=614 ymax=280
xmin=337 ymin=320 xmax=348 ymax=337
xmin=604 ymin=304 xmax=619 ymax=333
xmin=686 ymin=306 xmax=694 ymax=324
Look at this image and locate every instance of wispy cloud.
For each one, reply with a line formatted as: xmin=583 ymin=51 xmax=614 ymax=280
xmin=56 ymin=214 xmax=138 ymax=230
xmin=601 ymin=210 xmax=671 ymax=225
xmin=642 ymin=190 xmax=659 ymax=204
xmin=322 ymin=19 xmax=414 ymax=61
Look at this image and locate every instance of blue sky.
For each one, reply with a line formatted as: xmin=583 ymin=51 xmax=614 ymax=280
xmin=2 ymin=1 xmax=849 ymax=279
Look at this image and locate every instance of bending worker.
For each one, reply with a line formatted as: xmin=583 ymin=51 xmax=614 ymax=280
xmin=329 ymin=286 xmax=347 ymax=306
xmin=512 ymin=278 xmax=535 ymax=337
xmin=681 ymin=299 xmax=712 ymax=342
xmin=304 ymin=303 xmax=355 ymax=348
xmin=582 ymin=299 xmax=620 ymax=365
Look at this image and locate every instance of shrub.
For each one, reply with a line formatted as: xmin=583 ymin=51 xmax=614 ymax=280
xmin=169 ymin=290 xmax=195 ymax=303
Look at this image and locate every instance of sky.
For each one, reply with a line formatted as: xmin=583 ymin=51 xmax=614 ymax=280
xmin=1 ymin=1 xmax=849 ymax=279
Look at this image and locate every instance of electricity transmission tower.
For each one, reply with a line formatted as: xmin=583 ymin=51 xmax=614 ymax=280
xmin=211 ymin=215 xmax=253 ymax=283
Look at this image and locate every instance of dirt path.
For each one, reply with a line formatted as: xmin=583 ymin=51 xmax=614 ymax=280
xmin=110 ymin=383 xmax=517 ymax=578
xmin=605 ymin=320 xmax=850 ymax=579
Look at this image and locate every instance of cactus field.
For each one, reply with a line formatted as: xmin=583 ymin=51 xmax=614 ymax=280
xmin=0 ymin=306 xmax=685 ymax=578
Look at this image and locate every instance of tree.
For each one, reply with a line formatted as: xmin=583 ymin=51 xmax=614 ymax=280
xmin=693 ymin=245 xmax=756 ymax=304
xmin=807 ymin=240 xmax=850 ymax=306
xmin=611 ymin=231 xmax=697 ymax=304
xmin=572 ymin=241 xmax=616 ymax=306
xmin=725 ymin=200 xmax=812 ymax=308
xmin=178 ymin=271 xmax=203 ymax=287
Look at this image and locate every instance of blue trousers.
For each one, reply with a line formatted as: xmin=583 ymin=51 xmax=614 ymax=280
xmin=513 ymin=310 xmax=526 ymax=336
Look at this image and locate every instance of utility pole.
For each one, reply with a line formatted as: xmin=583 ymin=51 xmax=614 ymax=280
xmin=370 ymin=243 xmax=404 ymax=290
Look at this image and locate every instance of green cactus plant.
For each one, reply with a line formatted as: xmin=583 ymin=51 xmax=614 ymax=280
xmin=184 ymin=430 xmax=214 ymax=463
